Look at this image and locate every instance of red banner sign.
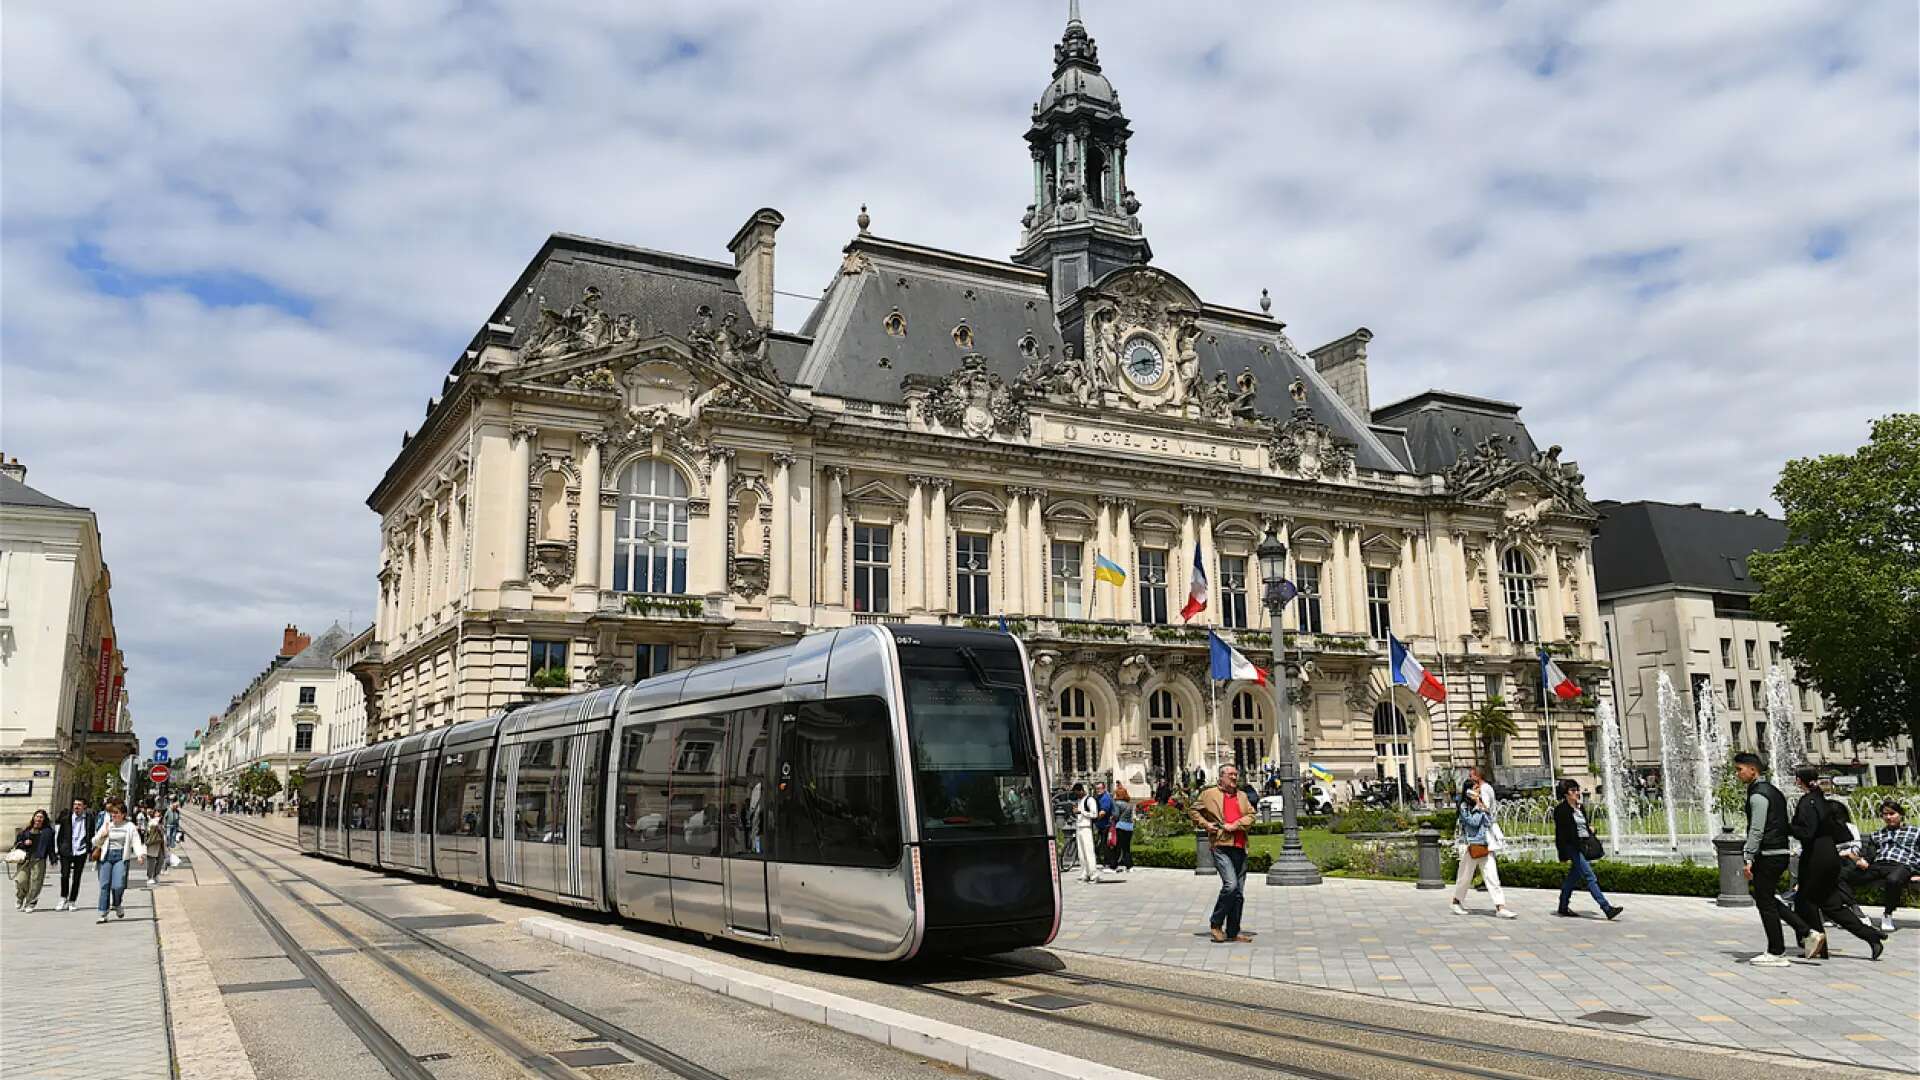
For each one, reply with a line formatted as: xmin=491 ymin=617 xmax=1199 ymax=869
xmin=107 ymin=673 xmax=124 ymax=732
xmin=91 ymin=637 xmax=114 ymax=732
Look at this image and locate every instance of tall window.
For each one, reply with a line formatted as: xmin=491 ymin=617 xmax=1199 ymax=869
xmin=1295 ymin=560 xmax=1323 ymax=634
xmin=613 ymin=459 xmax=689 ymax=594
xmin=1725 ymin=679 xmax=1739 ymax=711
xmin=1750 ymin=680 xmax=1764 ymax=714
xmin=1058 ymin=686 xmax=1098 ymax=781
xmin=1768 ymin=642 xmax=1782 ymax=668
xmin=1372 ymin=702 xmax=1412 ymax=783
xmin=1230 ymin=692 xmax=1264 ymax=772
xmin=1050 ymin=541 xmax=1084 ymax=618
xmin=635 ymin=643 xmax=672 ymax=681
xmin=1796 ymin=684 xmax=1810 ymax=712
xmin=294 ymin=724 xmax=314 ymax=752
xmin=1219 ymin=555 xmax=1249 ymax=629
xmin=1139 ymin=548 xmax=1170 ymax=624
xmin=1719 ymin=638 xmax=1733 ymax=667
xmin=1366 ymin=568 xmax=1393 ymax=641
xmin=298 ymin=685 xmax=317 ymax=706
xmin=1744 ymin=640 xmax=1757 ymax=668
xmin=853 ymin=525 xmax=891 ymax=612
xmin=955 ymin=533 xmax=991 ymax=616
xmin=528 ymin=639 xmax=568 ymax=685
xmin=1501 ymin=548 xmax=1538 ymax=643
xmin=1148 ymin=689 xmax=1185 ymax=780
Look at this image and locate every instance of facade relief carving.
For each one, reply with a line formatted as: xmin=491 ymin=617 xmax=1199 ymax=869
xmin=904 ymin=353 xmax=1031 ymax=439
xmin=521 ymin=286 xmax=641 ymax=361
xmin=1266 ymin=405 xmax=1357 ymax=480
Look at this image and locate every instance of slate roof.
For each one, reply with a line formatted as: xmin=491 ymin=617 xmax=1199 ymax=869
xmin=283 ymin=623 xmax=352 ymax=671
xmin=1592 ymin=500 xmax=1787 ymax=598
xmin=1371 ymin=390 xmax=1541 ymax=475
xmin=795 ymin=236 xmax=1405 ymax=473
xmin=0 ymin=473 xmax=83 ymax=511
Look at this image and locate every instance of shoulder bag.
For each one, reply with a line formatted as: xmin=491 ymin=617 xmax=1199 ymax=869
xmin=1581 ymin=835 xmax=1605 ymax=860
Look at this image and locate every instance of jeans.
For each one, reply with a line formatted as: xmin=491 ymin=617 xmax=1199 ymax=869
xmin=96 ymin=851 xmax=128 ymax=913
xmin=1750 ymin=853 xmax=1810 ymax=955
xmin=1210 ymin=845 xmax=1248 ymax=937
xmin=1849 ymin=860 xmax=1914 ymax=916
xmin=1559 ymin=851 xmax=1611 ymax=912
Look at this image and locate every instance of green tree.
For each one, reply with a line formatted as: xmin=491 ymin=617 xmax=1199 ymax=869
xmin=1751 ymin=414 xmax=1920 ymax=772
xmin=287 ymin=766 xmax=307 ymax=794
xmin=1457 ymin=696 xmax=1519 ymax=777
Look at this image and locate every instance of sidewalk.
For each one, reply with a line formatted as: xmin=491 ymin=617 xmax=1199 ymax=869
xmin=1 ymin=858 xmax=174 ymax=1079
xmin=1052 ymin=867 xmax=1919 ymax=1072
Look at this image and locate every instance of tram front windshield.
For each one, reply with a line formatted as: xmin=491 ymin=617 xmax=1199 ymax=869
xmin=898 ymin=638 xmax=1046 ymax=839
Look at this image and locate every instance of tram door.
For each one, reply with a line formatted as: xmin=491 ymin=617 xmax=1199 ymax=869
xmin=724 ymin=706 xmax=773 ymax=935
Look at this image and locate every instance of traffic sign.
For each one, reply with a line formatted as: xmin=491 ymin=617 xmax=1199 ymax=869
xmin=152 ymin=749 xmax=170 ymax=763
xmin=119 ymin=755 xmax=137 ymax=786
xmin=149 ymin=764 xmax=170 ymax=784
xmin=154 ymin=737 xmax=169 ymax=750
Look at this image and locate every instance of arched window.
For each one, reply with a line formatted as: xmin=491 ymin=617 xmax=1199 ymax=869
xmin=613 ymin=460 xmax=690 ymax=594
xmin=1148 ymin=689 xmax=1186 ymax=782
xmin=1231 ymin=692 xmax=1265 ymax=772
xmin=1058 ymin=687 xmax=1099 ymax=782
xmin=1501 ymin=548 xmax=1538 ymax=643
xmin=1372 ymin=702 xmax=1411 ymax=787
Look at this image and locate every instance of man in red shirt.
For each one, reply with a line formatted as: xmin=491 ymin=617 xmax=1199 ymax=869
xmin=1187 ymin=764 xmax=1256 ymax=943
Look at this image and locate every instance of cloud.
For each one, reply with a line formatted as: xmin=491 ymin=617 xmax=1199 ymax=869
xmin=6 ymin=1 xmax=1915 ymax=755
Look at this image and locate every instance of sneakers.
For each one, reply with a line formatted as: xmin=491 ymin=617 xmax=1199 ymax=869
xmin=96 ymin=914 xmax=108 ymax=924
xmin=1449 ymin=901 xmax=1468 ymax=916
xmin=57 ymin=900 xmax=70 ymax=912
xmin=1801 ymin=931 xmax=1826 ymax=960
xmin=1749 ymin=952 xmax=1791 ymax=968
xmin=1495 ymin=908 xmax=1518 ymax=919
xmin=1554 ymin=909 xmax=1579 ymax=918
xmin=1605 ymin=905 xmax=1625 ymax=921
xmin=1880 ymin=916 xmax=1898 ymax=933
xmin=114 ymin=906 xmax=124 ymax=920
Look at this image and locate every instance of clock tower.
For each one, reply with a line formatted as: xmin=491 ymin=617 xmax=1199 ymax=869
xmin=1013 ymin=1 xmax=1153 ymax=303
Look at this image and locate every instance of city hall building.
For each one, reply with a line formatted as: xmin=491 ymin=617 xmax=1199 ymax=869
xmin=357 ymin=11 xmax=1609 ymax=794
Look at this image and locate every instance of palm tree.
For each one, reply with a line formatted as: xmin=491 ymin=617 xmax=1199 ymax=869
xmin=1458 ymin=695 xmax=1519 ymax=778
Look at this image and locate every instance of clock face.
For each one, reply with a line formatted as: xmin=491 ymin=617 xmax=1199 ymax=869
xmin=1122 ymin=336 xmax=1166 ymax=388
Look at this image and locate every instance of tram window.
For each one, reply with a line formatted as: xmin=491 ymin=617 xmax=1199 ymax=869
xmin=726 ymin=707 xmax=773 ymax=858
xmin=298 ymin=777 xmax=321 ymax=826
xmin=899 ymin=653 xmax=1046 ymax=838
xmin=549 ymin=737 xmax=571 ymax=846
xmin=773 ymin=698 xmax=902 ymax=869
xmin=322 ymin=773 xmax=342 ymax=829
xmin=390 ymin=760 xmax=420 ymax=834
xmin=615 ymin=726 xmax=670 ymax=852
xmin=347 ymin=767 xmax=379 ymax=831
xmin=577 ymin=733 xmax=604 ymax=848
xmin=435 ymin=751 xmax=477 ymax=835
xmin=515 ymin=740 xmax=564 ymax=844
xmin=669 ymin=720 xmax=724 ymax=857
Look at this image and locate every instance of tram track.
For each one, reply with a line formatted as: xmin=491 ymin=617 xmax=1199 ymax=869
xmin=191 ymin=812 xmax=731 ymax=1080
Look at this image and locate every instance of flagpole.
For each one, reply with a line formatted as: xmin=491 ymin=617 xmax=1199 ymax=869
xmin=1542 ymin=650 xmax=1556 ymax=778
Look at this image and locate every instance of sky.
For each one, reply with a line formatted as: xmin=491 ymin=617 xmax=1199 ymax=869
xmin=5 ymin=1 xmax=1916 ymax=759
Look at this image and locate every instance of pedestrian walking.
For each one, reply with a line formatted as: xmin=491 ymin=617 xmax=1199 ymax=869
xmin=1090 ymin=781 xmax=1113 ymax=867
xmin=1186 ymin=763 xmax=1256 ymax=943
xmin=1788 ymin=768 xmax=1885 ymax=961
xmin=142 ymin=811 xmax=167 ymax=888
xmin=1153 ymin=777 xmax=1173 ymax=809
xmin=1105 ymin=785 xmax=1136 ymax=873
xmin=163 ymin=800 xmax=183 ymax=848
xmin=1553 ymin=780 xmax=1622 ymax=920
xmin=1451 ymin=784 xmax=1517 ymax=918
xmin=91 ymin=801 xmax=146 ymax=923
xmin=54 ymin=798 xmax=101 ymax=912
xmin=12 ymin=810 xmax=56 ymax=911
xmin=1069 ymin=783 xmax=1102 ymax=884
xmin=1847 ymin=800 xmax=1919 ymax=933
xmin=1735 ymin=752 xmax=1812 ymax=967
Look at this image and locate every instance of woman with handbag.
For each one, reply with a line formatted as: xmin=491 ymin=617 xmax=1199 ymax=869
xmin=90 ymin=800 xmax=146 ymax=923
xmin=141 ymin=810 xmax=168 ymax=888
xmin=1554 ymin=780 xmax=1623 ymax=920
xmin=12 ymin=809 xmax=56 ymax=911
xmin=1105 ymin=785 xmax=1136 ymax=873
xmin=1451 ymin=785 xmax=1516 ymax=918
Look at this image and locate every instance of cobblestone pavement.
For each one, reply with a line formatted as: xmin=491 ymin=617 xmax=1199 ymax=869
xmin=1051 ymin=867 xmax=1919 ymax=1073
xmin=1 ymin=858 xmax=173 ymax=1079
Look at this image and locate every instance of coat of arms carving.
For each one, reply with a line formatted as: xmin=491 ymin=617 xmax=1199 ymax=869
xmin=1267 ymin=407 xmax=1357 ymax=480
xmin=907 ymin=354 xmax=1030 ymax=439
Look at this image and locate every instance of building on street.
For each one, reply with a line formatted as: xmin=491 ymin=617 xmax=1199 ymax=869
xmin=329 ymin=623 xmax=375 ymax=754
xmin=199 ymin=623 xmax=353 ymax=798
xmin=1595 ymin=499 xmax=1911 ymax=785
xmin=0 ymin=455 xmax=137 ymax=814
xmin=356 ymin=9 xmax=1611 ymax=795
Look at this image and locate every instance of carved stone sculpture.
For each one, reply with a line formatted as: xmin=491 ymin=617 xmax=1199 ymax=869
xmin=910 ymin=354 xmax=1030 ymax=439
xmin=521 ymin=286 xmax=641 ymax=360
xmin=1266 ymin=407 xmax=1357 ymax=480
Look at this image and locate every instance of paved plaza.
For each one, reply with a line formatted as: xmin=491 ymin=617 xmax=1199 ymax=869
xmin=1 ymin=859 xmax=174 ymax=1080
xmin=1050 ymin=866 xmax=1919 ymax=1072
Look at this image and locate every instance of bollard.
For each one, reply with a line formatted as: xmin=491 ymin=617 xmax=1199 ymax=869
xmin=1415 ymin=827 xmax=1445 ymax=889
xmin=1195 ymin=830 xmax=1217 ymax=875
xmin=1713 ymin=831 xmax=1752 ymax=907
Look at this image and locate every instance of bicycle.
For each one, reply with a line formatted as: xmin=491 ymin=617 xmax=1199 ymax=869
xmin=1054 ymin=813 xmax=1080 ymax=877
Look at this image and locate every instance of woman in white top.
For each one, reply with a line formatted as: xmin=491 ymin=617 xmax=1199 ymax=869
xmin=1070 ymin=783 xmax=1102 ymax=883
xmin=91 ymin=801 xmax=146 ymax=923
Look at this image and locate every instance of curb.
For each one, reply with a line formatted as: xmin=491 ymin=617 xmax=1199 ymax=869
xmin=521 ymin=917 xmax=1155 ymax=1080
xmin=156 ymin=887 xmax=259 ymax=1080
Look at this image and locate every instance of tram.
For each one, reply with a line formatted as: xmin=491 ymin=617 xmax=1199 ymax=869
xmin=298 ymin=625 xmax=1059 ymax=960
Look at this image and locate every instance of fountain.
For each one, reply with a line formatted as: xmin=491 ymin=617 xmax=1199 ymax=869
xmin=1655 ymin=672 xmax=1693 ymax=851
xmin=1596 ymin=699 xmax=1631 ymax=857
xmin=1764 ymin=666 xmax=1805 ymax=786
xmin=1693 ymin=680 xmax=1727 ymax=837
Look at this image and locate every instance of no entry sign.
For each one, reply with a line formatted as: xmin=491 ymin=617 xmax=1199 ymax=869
xmin=149 ymin=764 xmax=170 ymax=784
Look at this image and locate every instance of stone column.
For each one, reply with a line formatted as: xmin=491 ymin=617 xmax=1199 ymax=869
xmin=770 ymin=453 xmax=794 ymax=601
xmin=904 ymin=476 xmax=927 ymax=613
xmin=1484 ymin=535 xmax=1507 ymax=646
xmin=926 ymin=477 xmax=949 ymax=612
xmin=1113 ymin=498 xmax=1134 ymax=622
xmin=447 ymin=483 xmax=467 ymax=609
xmin=575 ymin=434 xmax=605 ymax=604
xmin=1326 ymin=522 xmax=1351 ymax=633
xmin=1541 ymin=543 xmax=1566 ymax=644
xmin=1092 ymin=497 xmax=1114 ymax=619
xmin=1575 ymin=546 xmax=1600 ymax=647
xmin=1398 ymin=531 xmax=1420 ymax=639
xmin=707 ymin=448 xmax=733 ymax=598
xmin=823 ymin=466 xmax=847 ymax=607
xmin=505 ymin=423 xmax=537 ymax=587
xmin=1196 ymin=507 xmax=1217 ymax=626
xmin=1026 ymin=489 xmax=1048 ymax=618
xmin=789 ymin=457 xmax=811 ymax=608
xmin=1004 ymin=488 xmax=1026 ymax=616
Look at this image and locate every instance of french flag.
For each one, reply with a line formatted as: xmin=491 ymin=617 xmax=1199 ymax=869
xmin=1180 ymin=542 xmax=1208 ymax=622
xmin=1540 ymin=651 xmax=1582 ymax=701
xmin=1389 ymin=634 xmax=1448 ymax=703
xmin=1208 ymin=631 xmax=1267 ymax=685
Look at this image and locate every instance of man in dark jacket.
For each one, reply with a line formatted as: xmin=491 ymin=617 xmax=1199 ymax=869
xmin=1735 ymin=753 xmax=1809 ymax=966
xmin=1788 ymin=767 xmax=1885 ymax=961
xmin=53 ymin=796 xmax=101 ymax=912
xmin=1553 ymin=780 xmax=1622 ymax=919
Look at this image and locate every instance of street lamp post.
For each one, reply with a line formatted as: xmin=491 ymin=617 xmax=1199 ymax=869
xmin=1258 ymin=528 xmax=1321 ymax=886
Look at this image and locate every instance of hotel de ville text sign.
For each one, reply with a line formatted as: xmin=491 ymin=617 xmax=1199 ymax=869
xmin=1040 ymin=417 xmax=1261 ymax=472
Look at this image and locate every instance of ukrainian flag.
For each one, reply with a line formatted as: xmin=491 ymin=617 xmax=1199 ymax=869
xmin=1093 ymin=553 xmax=1128 ymax=586
xmin=1308 ymin=763 xmax=1335 ymax=783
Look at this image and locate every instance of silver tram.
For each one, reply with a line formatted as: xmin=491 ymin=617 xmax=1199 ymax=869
xmin=297 ymin=625 xmax=1059 ymax=960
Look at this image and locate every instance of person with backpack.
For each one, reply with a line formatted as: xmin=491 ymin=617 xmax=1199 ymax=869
xmin=1069 ymin=783 xmax=1102 ymax=884
xmin=1552 ymin=780 xmax=1622 ymax=920
xmin=1788 ymin=767 xmax=1885 ymax=961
